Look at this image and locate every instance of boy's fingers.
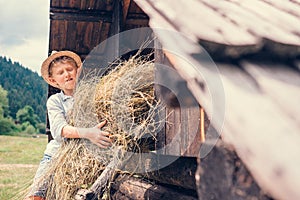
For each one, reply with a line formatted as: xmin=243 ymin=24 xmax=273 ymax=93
xmin=101 ymin=136 xmax=112 ymax=143
xmin=96 ymin=120 xmax=107 ymax=129
xmin=98 ymin=132 xmax=112 ymax=142
xmin=97 ymin=140 xmax=111 ymax=148
xmin=101 ymin=131 xmax=110 ymax=136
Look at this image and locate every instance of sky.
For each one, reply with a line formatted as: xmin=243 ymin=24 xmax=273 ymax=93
xmin=0 ymin=0 xmax=50 ymax=74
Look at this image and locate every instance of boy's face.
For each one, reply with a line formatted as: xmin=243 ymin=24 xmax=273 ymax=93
xmin=49 ymin=63 xmax=78 ymax=94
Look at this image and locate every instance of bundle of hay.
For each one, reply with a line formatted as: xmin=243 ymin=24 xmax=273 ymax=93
xmin=37 ymin=55 xmax=163 ymax=199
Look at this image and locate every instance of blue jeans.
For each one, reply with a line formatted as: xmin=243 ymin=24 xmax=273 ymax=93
xmin=29 ymin=154 xmax=52 ymax=197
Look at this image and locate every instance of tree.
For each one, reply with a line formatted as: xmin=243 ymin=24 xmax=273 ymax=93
xmin=0 ymin=56 xmax=47 ymax=122
xmin=24 ymin=124 xmax=36 ymax=135
xmin=36 ymin=122 xmax=46 ymax=134
xmin=0 ymin=118 xmax=17 ymax=135
xmin=0 ymin=85 xmax=9 ymax=117
xmin=16 ymin=105 xmax=39 ymax=128
xmin=0 ymin=107 xmax=3 ymax=119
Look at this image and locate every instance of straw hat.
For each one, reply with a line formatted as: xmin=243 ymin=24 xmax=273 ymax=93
xmin=41 ymin=50 xmax=82 ymax=88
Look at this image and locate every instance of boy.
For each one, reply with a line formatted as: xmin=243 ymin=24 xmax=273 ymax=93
xmin=26 ymin=51 xmax=111 ymax=200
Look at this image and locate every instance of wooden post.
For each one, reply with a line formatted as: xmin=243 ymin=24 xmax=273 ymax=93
xmin=108 ymin=0 xmax=122 ymax=60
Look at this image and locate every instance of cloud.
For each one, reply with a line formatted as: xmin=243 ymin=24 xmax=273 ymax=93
xmin=0 ymin=38 xmax=49 ymax=73
xmin=0 ymin=0 xmax=50 ymax=73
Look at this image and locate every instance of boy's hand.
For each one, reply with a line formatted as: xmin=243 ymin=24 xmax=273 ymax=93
xmin=77 ymin=121 xmax=112 ymax=148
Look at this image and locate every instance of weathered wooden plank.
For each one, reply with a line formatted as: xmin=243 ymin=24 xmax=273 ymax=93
xmin=68 ymin=0 xmax=82 ymax=9
xmin=201 ymin=0 xmax=300 ymax=47
xmin=217 ymin=62 xmax=300 ymax=200
xmin=107 ymin=0 xmax=121 ymax=62
xmin=229 ymin=0 xmax=300 ymax=36
xmin=49 ymin=20 xmax=58 ymax=51
xmin=197 ymin=140 xmax=272 ymax=200
xmin=137 ymin=0 xmax=300 ymax=57
xmin=75 ymin=21 xmax=94 ymax=53
xmin=95 ymin=0 xmax=114 ymax=11
xmin=154 ymin=40 xmax=166 ymax=154
xmin=136 ymin=23 xmax=300 ymax=199
xmin=66 ymin=21 xmax=77 ymax=50
xmin=122 ymin=0 xmax=131 ymax=23
xmin=135 ymin=0 xmax=260 ymax=58
xmin=241 ymin=61 xmax=300 ymax=128
xmin=88 ymin=0 xmax=98 ymax=10
xmin=111 ymin=175 xmax=198 ymax=200
xmin=51 ymin=0 xmax=61 ymax=7
xmin=58 ymin=0 xmax=111 ymax=11
xmin=125 ymin=12 xmax=149 ymax=28
xmin=165 ymin=108 xmax=181 ymax=155
xmin=50 ymin=8 xmax=112 ymax=23
xmin=185 ymin=107 xmax=201 ymax=156
xmin=154 ymin=46 xmax=201 ymax=157
xmin=61 ymin=0 xmax=73 ymax=8
xmin=91 ymin=21 xmax=103 ymax=46
xmin=290 ymin=0 xmax=300 ymax=6
xmin=125 ymin=18 xmax=148 ymax=27
xmin=80 ymin=0 xmax=90 ymax=10
xmin=151 ymin=0 xmax=258 ymax=45
xmin=56 ymin=20 xmax=68 ymax=49
xmin=261 ymin=0 xmax=300 ymax=18
xmin=99 ymin=22 xmax=111 ymax=48
xmin=180 ymin=108 xmax=189 ymax=155
xmin=123 ymin=23 xmax=142 ymax=31
xmin=162 ymin=106 xmax=201 ymax=157
xmin=144 ymin=156 xmax=197 ymax=190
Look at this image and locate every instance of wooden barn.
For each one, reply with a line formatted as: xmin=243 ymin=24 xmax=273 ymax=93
xmin=45 ymin=0 xmax=300 ymax=199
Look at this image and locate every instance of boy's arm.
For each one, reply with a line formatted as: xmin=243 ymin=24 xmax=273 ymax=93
xmin=61 ymin=125 xmax=80 ymax=138
xmin=61 ymin=121 xmax=112 ymax=148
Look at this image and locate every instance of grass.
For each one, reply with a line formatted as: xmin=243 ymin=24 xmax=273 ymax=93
xmin=0 ymin=135 xmax=47 ymax=199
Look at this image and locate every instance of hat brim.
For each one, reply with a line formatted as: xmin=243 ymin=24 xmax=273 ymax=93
xmin=41 ymin=51 xmax=82 ymax=89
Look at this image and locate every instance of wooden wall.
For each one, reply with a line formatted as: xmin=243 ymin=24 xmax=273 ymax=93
xmin=47 ymin=0 xmax=203 ymax=157
xmin=46 ymin=0 xmax=149 ymax=140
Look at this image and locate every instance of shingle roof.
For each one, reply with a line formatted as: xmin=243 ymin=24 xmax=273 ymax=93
xmin=134 ymin=1 xmax=300 ymax=200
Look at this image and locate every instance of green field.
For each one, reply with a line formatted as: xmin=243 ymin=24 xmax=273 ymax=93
xmin=0 ymin=135 xmax=47 ymax=199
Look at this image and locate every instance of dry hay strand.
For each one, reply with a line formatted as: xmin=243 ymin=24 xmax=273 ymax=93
xmin=40 ymin=140 xmax=105 ymax=200
xmin=94 ymin=55 xmax=159 ymax=150
xmin=38 ymin=55 xmax=164 ymax=199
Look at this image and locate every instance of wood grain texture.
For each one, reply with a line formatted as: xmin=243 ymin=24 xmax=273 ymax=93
xmin=197 ymin=141 xmax=272 ymax=200
xmin=136 ymin=0 xmax=300 ymax=57
xmin=111 ymin=175 xmax=198 ymax=200
xmin=131 ymin=3 xmax=300 ymax=196
xmin=49 ymin=0 xmax=148 ymax=58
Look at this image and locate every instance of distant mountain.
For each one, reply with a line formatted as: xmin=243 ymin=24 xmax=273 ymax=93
xmin=0 ymin=56 xmax=47 ymax=123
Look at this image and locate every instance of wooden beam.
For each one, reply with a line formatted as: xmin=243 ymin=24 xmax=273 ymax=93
xmin=141 ymin=156 xmax=197 ymax=190
xmin=106 ymin=0 xmax=122 ymax=61
xmin=111 ymin=175 xmax=198 ymax=200
xmin=127 ymin=13 xmax=149 ymax=20
xmin=50 ymin=8 xmax=112 ymax=22
xmin=109 ymin=0 xmax=122 ymax=36
xmin=123 ymin=153 xmax=198 ymax=190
